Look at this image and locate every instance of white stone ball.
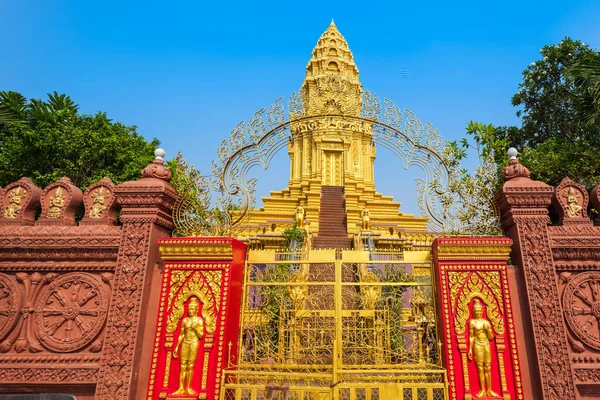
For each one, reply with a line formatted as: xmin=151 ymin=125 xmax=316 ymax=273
xmin=154 ymin=148 xmax=166 ymax=160
xmin=507 ymin=147 xmax=518 ymax=160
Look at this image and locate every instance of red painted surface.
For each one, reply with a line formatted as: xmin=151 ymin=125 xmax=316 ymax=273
xmin=146 ymin=238 xmax=246 ymax=400
xmin=433 ymin=238 xmax=524 ymax=400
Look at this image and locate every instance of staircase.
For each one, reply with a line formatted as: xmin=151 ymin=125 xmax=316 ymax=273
xmin=313 ymin=186 xmax=352 ymax=250
xmin=309 ymin=185 xmax=356 ymax=311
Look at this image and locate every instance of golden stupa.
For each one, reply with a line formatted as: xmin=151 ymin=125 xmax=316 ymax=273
xmin=238 ymin=21 xmax=432 ymax=249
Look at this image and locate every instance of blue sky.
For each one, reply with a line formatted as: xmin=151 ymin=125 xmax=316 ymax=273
xmin=1 ymin=1 xmax=599 ymax=215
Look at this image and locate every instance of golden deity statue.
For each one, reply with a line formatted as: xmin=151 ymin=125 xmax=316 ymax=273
xmin=173 ymin=297 xmax=205 ymax=396
xmin=361 ymin=207 xmax=371 ymax=231
xmin=89 ymin=187 xmax=107 ymax=218
xmin=295 ymin=204 xmax=305 ymax=226
xmin=563 ymin=186 xmax=583 ymax=217
xmin=47 ymin=187 xmax=65 ymax=218
xmin=468 ymin=298 xmax=498 ymax=398
xmin=4 ymin=187 xmax=27 ymax=218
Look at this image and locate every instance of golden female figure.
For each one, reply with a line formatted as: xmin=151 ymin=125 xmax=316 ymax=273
xmin=173 ymin=297 xmax=205 ymax=395
xmin=468 ymin=298 xmax=498 ymax=398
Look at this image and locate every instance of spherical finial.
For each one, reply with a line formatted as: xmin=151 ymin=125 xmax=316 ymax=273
xmin=154 ymin=148 xmax=166 ymax=161
xmin=507 ymin=147 xmax=518 ymax=160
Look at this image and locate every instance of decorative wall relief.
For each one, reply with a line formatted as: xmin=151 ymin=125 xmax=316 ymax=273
xmin=33 ymin=273 xmax=109 ymax=352
xmin=552 ymin=177 xmax=590 ymax=225
xmin=433 ymin=238 xmax=523 ymax=400
xmin=38 ymin=177 xmax=83 ymax=225
xmin=146 ymin=238 xmax=246 ymax=400
xmin=0 ymin=273 xmax=21 ymax=343
xmin=0 ymin=177 xmax=42 ymax=225
xmin=81 ymin=177 xmax=118 ymax=224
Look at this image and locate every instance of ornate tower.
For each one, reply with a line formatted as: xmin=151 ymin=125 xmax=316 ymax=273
xmin=240 ymin=22 xmax=429 ymax=245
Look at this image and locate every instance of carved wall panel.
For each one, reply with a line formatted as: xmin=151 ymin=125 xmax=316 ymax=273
xmin=433 ymin=238 xmax=523 ymax=400
xmin=0 ymin=154 xmax=176 ymax=399
xmin=146 ymin=238 xmax=247 ymax=400
xmin=0 ymin=270 xmax=113 ymax=354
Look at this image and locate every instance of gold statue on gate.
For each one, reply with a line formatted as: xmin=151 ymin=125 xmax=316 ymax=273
xmin=468 ymin=298 xmax=499 ymax=398
xmin=562 ymin=186 xmax=583 ymax=217
xmin=4 ymin=187 xmax=27 ymax=218
xmin=47 ymin=187 xmax=65 ymax=218
xmin=173 ymin=297 xmax=205 ymax=396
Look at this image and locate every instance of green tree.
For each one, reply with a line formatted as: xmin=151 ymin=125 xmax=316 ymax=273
xmin=470 ymin=38 xmax=600 ymax=187
xmin=0 ymin=91 xmax=159 ymax=189
xmin=570 ymin=54 xmax=600 ymax=126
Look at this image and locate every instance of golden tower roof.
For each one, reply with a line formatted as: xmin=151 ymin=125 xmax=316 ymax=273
xmin=301 ymin=21 xmax=362 ymax=116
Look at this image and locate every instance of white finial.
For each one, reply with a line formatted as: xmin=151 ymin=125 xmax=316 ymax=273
xmin=507 ymin=147 xmax=518 ymax=160
xmin=154 ymin=148 xmax=166 ymax=161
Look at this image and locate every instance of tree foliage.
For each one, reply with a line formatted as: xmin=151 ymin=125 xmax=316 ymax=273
xmin=443 ymin=122 xmax=502 ymax=235
xmin=470 ymin=38 xmax=600 ymax=188
xmin=0 ymin=91 xmax=159 ymax=189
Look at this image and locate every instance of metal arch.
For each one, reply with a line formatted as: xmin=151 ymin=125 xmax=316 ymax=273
xmin=210 ymin=90 xmax=463 ymax=233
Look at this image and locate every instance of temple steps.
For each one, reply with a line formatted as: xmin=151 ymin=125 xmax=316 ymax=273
xmin=317 ymin=185 xmax=348 ymax=239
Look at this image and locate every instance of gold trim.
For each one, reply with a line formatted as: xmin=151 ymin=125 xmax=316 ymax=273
xmin=159 ymin=243 xmax=233 ymax=261
xmin=436 ymin=243 xmax=511 ymax=261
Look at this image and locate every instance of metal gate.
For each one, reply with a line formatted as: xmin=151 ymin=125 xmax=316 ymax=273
xmin=220 ymin=249 xmax=447 ymax=400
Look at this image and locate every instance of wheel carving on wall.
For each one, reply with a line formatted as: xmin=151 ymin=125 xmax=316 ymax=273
xmin=34 ymin=273 xmax=108 ymax=352
xmin=563 ymin=272 xmax=600 ymax=350
xmin=0 ymin=273 xmax=22 ymax=342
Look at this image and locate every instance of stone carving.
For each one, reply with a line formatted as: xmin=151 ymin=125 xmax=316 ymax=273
xmin=81 ymin=177 xmax=118 ymax=224
xmin=39 ymin=177 xmax=83 ymax=225
xmin=89 ymin=188 xmax=108 ymax=218
xmin=4 ymin=187 xmax=27 ymax=218
xmin=47 ymin=186 xmax=66 ymax=218
xmin=303 ymin=74 xmax=362 ymax=116
xmin=34 ymin=273 xmax=108 ymax=352
xmin=0 ymin=367 xmax=99 ymax=383
xmin=0 ymin=178 xmax=42 ymax=225
xmin=0 ymin=272 xmax=54 ymax=353
xmin=497 ymin=155 xmax=577 ymax=399
xmin=574 ymin=368 xmax=600 ymax=382
xmin=563 ymin=187 xmax=583 ymax=217
xmin=562 ymin=271 xmax=600 ymax=350
xmin=518 ymin=218 xmax=575 ymax=398
xmin=96 ymin=154 xmax=176 ymax=399
xmin=95 ymin=222 xmax=152 ymax=399
xmin=553 ymin=177 xmax=590 ymax=224
xmin=0 ymin=273 xmax=22 ymax=342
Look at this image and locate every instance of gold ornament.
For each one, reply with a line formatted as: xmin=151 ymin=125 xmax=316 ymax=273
xmin=89 ymin=187 xmax=108 ymax=218
xmin=468 ymin=298 xmax=499 ymax=398
xmin=563 ymin=186 xmax=583 ymax=217
xmin=172 ymin=297 xmax=204 ymax=396
xmin=47 ymin=186 xmax=65 ymax=218
xmin=4 ymin=187 xmax=27 ymax=218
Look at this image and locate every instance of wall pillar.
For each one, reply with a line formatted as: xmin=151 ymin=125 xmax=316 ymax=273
xmin=96 ymin=153 xmax=177 ymax=399
xmin=495 ymin=156 xmax=577 ymax=399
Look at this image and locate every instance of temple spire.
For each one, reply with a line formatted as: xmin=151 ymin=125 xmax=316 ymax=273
xmin=301 ymin=21 xmax=362 ymax=116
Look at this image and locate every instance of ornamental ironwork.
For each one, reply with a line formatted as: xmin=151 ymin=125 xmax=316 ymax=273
xmin=172 ymin=89 xmax=501 ymax=237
